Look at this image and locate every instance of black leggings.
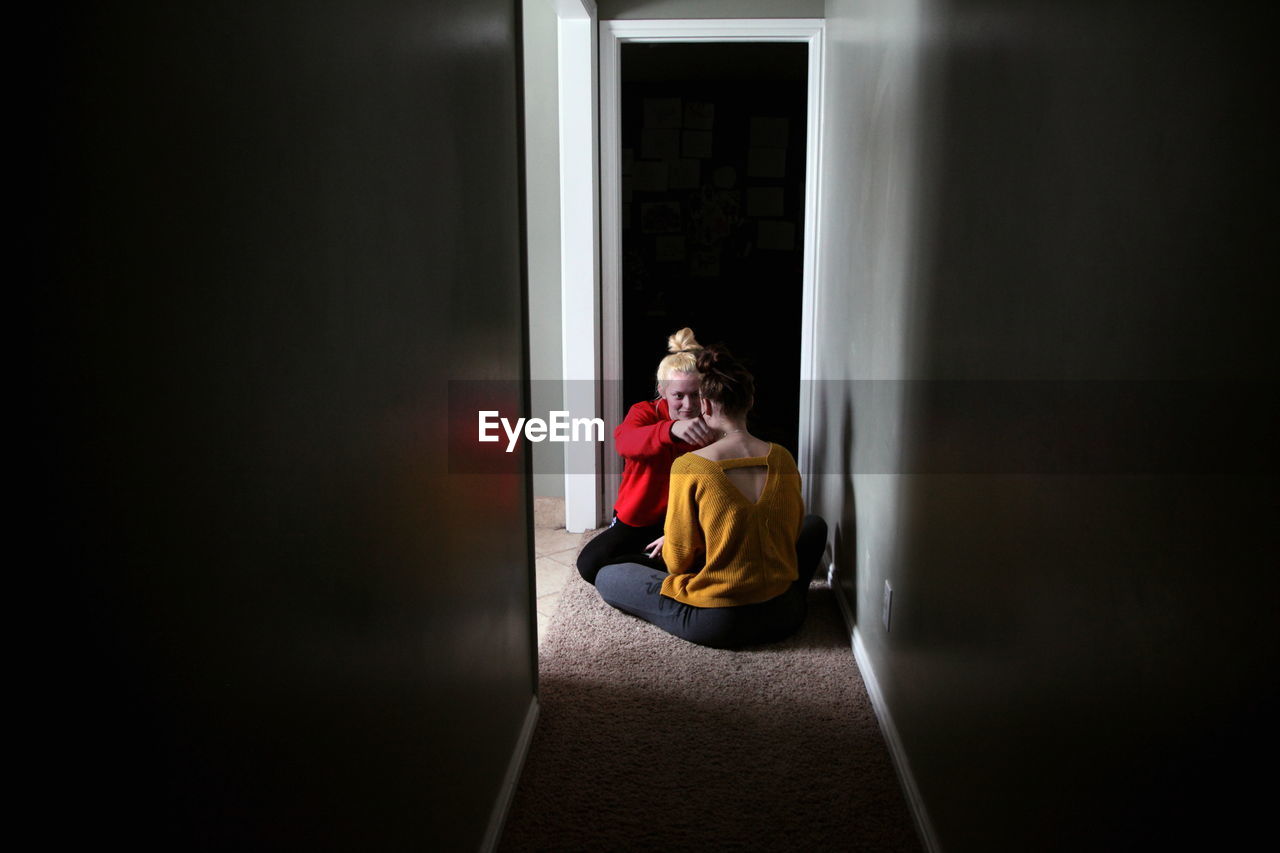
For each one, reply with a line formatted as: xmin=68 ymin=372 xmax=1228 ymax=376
xmin=575 ymin=516 xmax=664 ymax=584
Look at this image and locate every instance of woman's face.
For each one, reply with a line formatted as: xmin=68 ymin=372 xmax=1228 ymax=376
xmin=660 ymin=374 xmax=701 ymax=420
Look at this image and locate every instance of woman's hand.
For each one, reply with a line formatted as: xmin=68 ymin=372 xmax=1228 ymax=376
xmin=671 ymin=417 xmax=715 ymax=446
xmin=644 ymin=535 xmax=665 ymax=559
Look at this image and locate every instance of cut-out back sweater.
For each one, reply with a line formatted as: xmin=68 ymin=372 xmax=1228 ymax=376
xmin=661 ymin=443 xmax=804 ymax=607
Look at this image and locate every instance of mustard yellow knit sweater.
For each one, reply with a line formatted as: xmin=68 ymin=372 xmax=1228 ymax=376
xmin=660 ymin=443 xmax=804 ymax=607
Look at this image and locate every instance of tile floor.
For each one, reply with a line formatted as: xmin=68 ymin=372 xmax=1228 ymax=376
xmin=532 ymin=498 xmax=598 ymax=644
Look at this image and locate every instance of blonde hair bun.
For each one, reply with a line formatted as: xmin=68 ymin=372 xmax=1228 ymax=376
xmin=656 ymin=327 xmax=704 ymax=387
xmin=667 ymin=327 xmax=702 ymax=355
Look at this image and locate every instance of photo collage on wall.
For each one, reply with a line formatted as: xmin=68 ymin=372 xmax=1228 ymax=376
xmin=623 ymin=94 xmax=797 ymax=285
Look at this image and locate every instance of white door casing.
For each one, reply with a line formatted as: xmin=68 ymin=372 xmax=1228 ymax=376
xmin=597 ymin=18 xmax=826 ymax=509
xmin=557 ymin=0 xmax=602 ymax=533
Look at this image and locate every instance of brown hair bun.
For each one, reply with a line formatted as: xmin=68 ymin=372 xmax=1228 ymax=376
xmin=696 ymin=344 xmax=754 ymax=418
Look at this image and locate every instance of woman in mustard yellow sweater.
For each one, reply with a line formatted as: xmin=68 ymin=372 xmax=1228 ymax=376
xmin=593 ymin=345 xmax=827 ymax=648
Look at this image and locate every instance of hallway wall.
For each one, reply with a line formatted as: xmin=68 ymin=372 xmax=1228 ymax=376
xmin=41 ymin=1 xmax=535 ymax=848
xmin=523 ymin=0 xmax=567 ymax=498
xmin=811 ymin=1 xmax=1276 ymax=849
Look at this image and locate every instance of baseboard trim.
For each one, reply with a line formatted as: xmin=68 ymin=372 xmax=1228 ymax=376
xmin=480 ymin=694 xmax=540 ymax=853
xmin=830 ymin=568 xmax=941 ymax=853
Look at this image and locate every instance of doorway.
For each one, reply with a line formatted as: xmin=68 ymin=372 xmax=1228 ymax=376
xmin=599 ymin=20 xmax=825 ymax=513
xmin=618 ymin=41 xmax=808 ymax=453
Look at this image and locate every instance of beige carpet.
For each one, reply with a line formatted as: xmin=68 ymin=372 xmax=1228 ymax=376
xmin=498 ymin=563 xmax=923 ymax=852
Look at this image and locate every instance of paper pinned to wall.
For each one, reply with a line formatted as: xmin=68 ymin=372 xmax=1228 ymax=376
xmin=642 ymin=127 xmax=680 ymax=159
xmin=684 ymin=100 xmax=715 ymax=130
xmin=644 ymin=97 xmax=682 ymax=129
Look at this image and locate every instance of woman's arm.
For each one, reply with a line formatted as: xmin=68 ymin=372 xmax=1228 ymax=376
xmin=613 ymin=400 xmax=679 ymax=460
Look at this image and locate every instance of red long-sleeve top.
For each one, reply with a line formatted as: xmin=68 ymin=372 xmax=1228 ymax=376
xmin=612 ymin=398 xmax=699 ymax=527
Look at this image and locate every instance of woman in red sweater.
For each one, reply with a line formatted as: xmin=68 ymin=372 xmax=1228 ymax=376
xmin=575 ymin=327 xmax=717 ymax=583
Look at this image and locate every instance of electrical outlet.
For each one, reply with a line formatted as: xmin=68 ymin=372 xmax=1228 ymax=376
xmin=882 ymin=580 xmax=893 ymax=632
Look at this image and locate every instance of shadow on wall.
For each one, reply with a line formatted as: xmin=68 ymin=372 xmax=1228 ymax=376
xmin=832 ymin=394 xmax=858 ymax=613
xmin=877 ymin=0 xmax=1278 ymax=849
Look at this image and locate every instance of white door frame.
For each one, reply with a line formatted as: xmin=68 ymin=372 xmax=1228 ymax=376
xmin=556 ymin=0 xmax=602 ymax=533
xmin=597 ymin=19 xmax=826 ymax=508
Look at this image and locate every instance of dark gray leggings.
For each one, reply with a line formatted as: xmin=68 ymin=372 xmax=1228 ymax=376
xmin=593 ymin=515 xmax=828 ymax=649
